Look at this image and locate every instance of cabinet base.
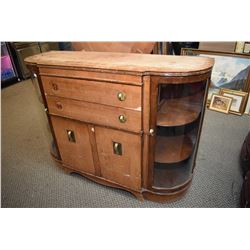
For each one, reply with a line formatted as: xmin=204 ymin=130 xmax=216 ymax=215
xmin=51 ymin=153 xmax=191 ymax=203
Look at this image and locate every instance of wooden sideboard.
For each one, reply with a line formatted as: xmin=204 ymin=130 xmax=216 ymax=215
xmin=25 ymin=51 xmax=214 ymax=202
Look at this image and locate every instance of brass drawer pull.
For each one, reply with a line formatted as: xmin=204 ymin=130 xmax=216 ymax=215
xmin=52 ymin=83 xmax=58 ymax=90
xmin=67 ymin=130 xmax=76 ymax=142
xmin=113 ymin=141 xmax=122 ymax=155
xmin=56 ymin=102 xmax=63 ymax=110
xmin=117 ymin=92 xmax=126 ymax=101
xmin=118 ymin=115 xmax=127 ymax=123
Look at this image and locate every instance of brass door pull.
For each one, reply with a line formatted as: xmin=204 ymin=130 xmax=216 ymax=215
xmin=118 ymin=115 xmax=127 ymax=123
xmin=117 ymin=92 xmax=126 ymax=101
xmin=67 ymin=130 xmax=76 ymax=142
xmin=113 ymin=142 xmax=122 ymax=155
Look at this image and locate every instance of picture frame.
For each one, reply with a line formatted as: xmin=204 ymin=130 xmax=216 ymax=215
xmin=181 ymin=49 xmax=250 ymax=97
xmin=209 ymin=94 xmax=233 ymax=114
xmin=244 ymin=94 xmax=250 ymax=115
xmin=219 ymin=88 xmax=249 ymax=115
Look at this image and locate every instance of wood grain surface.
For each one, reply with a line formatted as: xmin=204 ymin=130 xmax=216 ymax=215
xmin=50 ymin=116 xmax=95 ymax=174
xmin=46 ymin=96 xmax=142 ymax=133
xmin=154 ymin=135 xmax=193 ymax=164
xmin=157 ymin=93 xmax=203 ymax=127
xmin=41 ymin=76 xmax=142 ymax=110
xmin=25 ymin=51 xmax=214 ymax=75
xmin=95 ymin=126 xmax=142 ymax=191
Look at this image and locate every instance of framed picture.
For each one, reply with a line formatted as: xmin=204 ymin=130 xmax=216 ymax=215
xmin=219 ymin=88 xmax=249 ymax=115
xmin=245 ymin=95 xmax=250 ymax=115
xmin=209 ymin=94 xmax=233 ymax=114
xmin=181 ymin=49 xmax=250 ymax=97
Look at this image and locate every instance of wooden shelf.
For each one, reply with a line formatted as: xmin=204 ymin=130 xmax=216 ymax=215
xmin=155 ymin=135 xmax=193 ymax=164
xmin=157 ymin=93 xmax=203 ymax=127
xmin=153 ymin=162 xmax=192 ymax=189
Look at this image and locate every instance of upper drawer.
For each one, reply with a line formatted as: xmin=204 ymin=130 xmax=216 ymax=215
xmin=41 ymin=76 xmax=142 ymax=111
xmin=47 ymin=96 xmax=142 ymax=133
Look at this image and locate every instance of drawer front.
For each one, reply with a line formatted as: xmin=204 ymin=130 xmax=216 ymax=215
xmin=50 ymin=116 xmax=95 ymax=174
xmin=95 ymin=126 xmax=141 ymax=191
xmin=47 ymin=96 xmax=142 ymax=133
xmin=41 ymin=76 xmax=142 ymax=110
xmin=39 ymin=67 xmax=143 ymax=85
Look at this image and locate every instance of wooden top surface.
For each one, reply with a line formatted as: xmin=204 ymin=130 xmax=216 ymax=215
xmin=24 ymin=51 xmax=214 ymax=74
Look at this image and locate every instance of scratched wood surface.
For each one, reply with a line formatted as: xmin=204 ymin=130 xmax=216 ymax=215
xmin=25 ymin=51 xmax=214 ymax=75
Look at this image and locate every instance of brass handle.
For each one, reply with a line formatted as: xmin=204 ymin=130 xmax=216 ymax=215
xmin=56 ymin=102 xmax=63 ymax=110
xmin=113 ymin=142 xmax=122 ymax=155
xmin=118 ymin=115 xmax=127 ymax=123
xmin=67 ymin=130 xmax=76 ymax=142
xmin=117 ymin=92 xmax=126 ymax=101
xmin=52 ymin=83 xmax=58 ymax=90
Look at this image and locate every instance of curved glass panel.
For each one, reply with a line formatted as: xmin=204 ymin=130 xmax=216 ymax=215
xmin=153 ymin=80 xmax=207 ymax=189
xmin=31 ymin=74 xmax=60 ymax=159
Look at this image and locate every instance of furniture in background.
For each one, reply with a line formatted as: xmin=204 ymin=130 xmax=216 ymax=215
xmin=71 ymin=42 xmax=155 ymax=54
xmin=25 ymin=51 xmax=213 ymax=202
xmin=9 ymin=42 xmax=59 ymax=80
xmin=172 ymin=42 xmax=199 ymax=55
xmin=199 ymin=42 xmax=236 ymax=53
xmin=240 ymin=131 xmax=250 ymax=208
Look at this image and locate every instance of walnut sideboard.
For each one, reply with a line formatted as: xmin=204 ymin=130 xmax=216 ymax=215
xmin=25 ymin=51 xmax=214 ymax=202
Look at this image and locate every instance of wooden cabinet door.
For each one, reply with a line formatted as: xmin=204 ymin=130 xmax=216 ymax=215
xmin=50 ymin=116 xmax=95 ymax=174
xmin=95 ymin=127 xmax=142 ymax=191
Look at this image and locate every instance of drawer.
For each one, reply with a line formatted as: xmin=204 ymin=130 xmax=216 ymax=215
xmin=41 ymin=76 xmax=142 ymax=110
xmin=47 ymin=96 xmax=142 ymax=133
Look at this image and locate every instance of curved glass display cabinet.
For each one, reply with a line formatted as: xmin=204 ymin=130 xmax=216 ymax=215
xmin=143 ymin=74 xmax=210 ymax=202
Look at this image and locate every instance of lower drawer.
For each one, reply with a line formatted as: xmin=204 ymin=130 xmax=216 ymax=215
xmin=47 ymin=96 xmax=142 ymax=133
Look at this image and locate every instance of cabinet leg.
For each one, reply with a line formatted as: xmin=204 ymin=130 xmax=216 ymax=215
xmin=132 ymin=191 xmax=144 ymax=202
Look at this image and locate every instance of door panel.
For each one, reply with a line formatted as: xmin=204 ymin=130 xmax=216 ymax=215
xmin=50 ymin=116 xmax=95 ymax=174
xmin=95 ymin=127 xmax=141 ymax=191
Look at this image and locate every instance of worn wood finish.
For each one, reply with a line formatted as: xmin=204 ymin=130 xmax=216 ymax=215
xmin=25 ymin=51 xmax=214 ymax=203
xmin=46 ymin=96 xmax=142 ymax=133
xmin=41 ymin=76 xmax=142 ymax=110
xmin=39 ymin=67 xmax=143 ymax=85
xmin=142 ymin=181 xmax=192 ymax=203
xmin=95 ymin=126 xmax=142 ymax=191
xmin=157 ymin=72 xmax=211 ymax=84
xmin=25 ymin=51 xmax=214 ymax=75
xmin=50 ymin=116 xmax=95 ymax=174
xmin=87 ymin=125 xmax=101 ymax=176
xmin=147 ymin=76 xmax=159 ymax=190
xmin=51 ymin=153 xmax=144 ymax=201
xmin=142 ymin=76 xmax=151 ymax=188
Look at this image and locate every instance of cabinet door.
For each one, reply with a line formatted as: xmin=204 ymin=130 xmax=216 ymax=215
xmin=150 ymin=78 xmax=209 ymax=190
xmin=50 ymin=116 xmax=95 ymax=174
xmin=95 ymin=127 xmax=141 ymax=191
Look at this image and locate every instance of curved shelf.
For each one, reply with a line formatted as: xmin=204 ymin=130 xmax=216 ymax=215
xmin=153 ymin=161 xmax=192 ymax=189
xmin=157 ymin=92 xmax=203 ymax=127
xmin=155 ymin=135 xmax=193 ymax=164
